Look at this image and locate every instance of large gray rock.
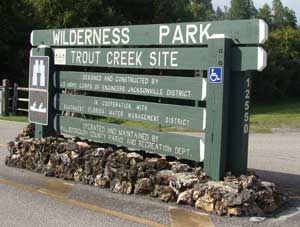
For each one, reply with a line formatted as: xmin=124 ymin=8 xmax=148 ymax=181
xmin=169 ymin=172 xmax=198 ymax=194
xmin=177 ymin=189 xmax=194 ymax=206
xmin=151 ymin=185 xmax=176 ymax=202
xmin=155 ymin=170 xmax=173 ymax=185
xmin=257 ymin=190 xmax=278 ymax=213
xmin=223 ymin=192 xmax=243 ymax=207
xmin=195 ymin=193 xmax=215 ymax=213
xmin=134 ymin=178 xmax=154 ymax=195
xmin=94 ymin=175 xmax=110 ymax=188
xmin=169 ymin=162 xmax=192 ymax=173
xmin=110 ymin=179 xmax=133 ymax=194
xmin=193 ymin=183 xmax=209 ymax=201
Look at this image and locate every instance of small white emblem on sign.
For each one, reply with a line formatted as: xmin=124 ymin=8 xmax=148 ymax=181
xmin=29 ymin=101 xmax=47 ymax=113
xmin=54 ymin=49 xmax=66 ymax=65
xmin=32 ymin=60 xmax=46 ymax=87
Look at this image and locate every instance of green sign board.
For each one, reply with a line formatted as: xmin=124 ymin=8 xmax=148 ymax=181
xmin=59 ymin=116 xmax=204 ymax=161
xmin=30 ymin=19 xmax=269 ymax=180
xmin=31 ymin=19 xmax=268 ymax=46
xmin=58 ymin=93 xmax=206 ymax=130
xmin=57 ymin=71 xmax=207 ymax=100
xmin=50 ymin=47 xmax=266 ymax=71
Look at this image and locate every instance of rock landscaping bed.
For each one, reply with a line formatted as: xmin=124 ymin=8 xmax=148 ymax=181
xmin=5 ymin=124 xmax=285 ymax=216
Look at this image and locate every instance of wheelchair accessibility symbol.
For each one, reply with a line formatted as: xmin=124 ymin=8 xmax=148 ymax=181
xmin=208 ymin=67 xmax=222 ymax=83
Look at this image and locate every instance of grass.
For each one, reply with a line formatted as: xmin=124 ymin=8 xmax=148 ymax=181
xmin=250 ymin=98 xmax=300 ymax=133
xmin=0 ymin=115 xmax=28 ymax=122
xmin=1 ymin=98 xmax=299 ymax=133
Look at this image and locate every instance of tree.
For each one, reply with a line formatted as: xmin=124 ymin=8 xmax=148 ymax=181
xmin=26 ymin=0 xmax=121 ymax=28
xmin=272 ymin=0 xmax=297 ymax=29
xmin=187 ymin=0 xmax=215 ymax=21
xmin=229 ymin=0 xmax=257 ymax=19
xmin=283 ymin=7 xmax=297 ymax=28
xmin=151 ymin=0 xmax=191 ymax=23
xmin=272 ymin=0 xmax=285 ymax=27
xmin=257 ymin=4 xmax=272 ymax=26
xmin=110 ymin=0 xmax=157 ymax=24
xmin=0 ymin=0 xmax=34 ymax=84
xmin=253 ymin=27 xmax=300 ymax=100
xmin=248 ymin=0 xmax=257 ymax=19
xmin=257 ymin=1 xmax=297 ymax=30
xmin=215 ymin=6 xmax=228 ymax=20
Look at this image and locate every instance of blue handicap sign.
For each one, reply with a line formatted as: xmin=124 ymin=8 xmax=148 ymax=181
xmin=208 ymin=67 xmax=222 ymax=83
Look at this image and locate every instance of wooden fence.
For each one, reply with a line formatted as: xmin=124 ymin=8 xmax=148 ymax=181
xmin=0 ymin=79 xmax=29 ymax=116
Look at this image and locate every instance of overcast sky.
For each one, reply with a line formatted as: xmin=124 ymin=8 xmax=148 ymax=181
xmin=211 ymin=0 xmax=300 ymax=23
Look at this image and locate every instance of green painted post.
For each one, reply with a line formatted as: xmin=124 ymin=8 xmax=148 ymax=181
xmin=204 ymin=38 xmax=231 ymax=180
xmin=31 ymin=47 xmax=56 ymax=138
xmin=2 ymin=79 xmax=10 ymax=116
xmin=226 ymin=71 xmax=252 ymax=175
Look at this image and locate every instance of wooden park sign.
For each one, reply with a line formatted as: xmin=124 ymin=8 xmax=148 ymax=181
xmin=29 ymin=19 xmax=268 ymax=180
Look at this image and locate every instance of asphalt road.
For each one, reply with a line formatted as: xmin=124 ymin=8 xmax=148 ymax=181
xmin=0 ymin=183 xmax=148 ymax=227
xmin=0 ymin=120 xmax=299 ymax=227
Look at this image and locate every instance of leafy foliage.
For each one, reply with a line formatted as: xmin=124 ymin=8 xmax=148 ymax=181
xmin=0 ymin=0 xmax=34 ymax=82
xmin=253 ymin=28 xmax=300 ymax=100
xmin=229 ymin=0 xmax=257 ymax=19
xmin=187 ymin=0 xmax=215 ymax=21
xmin=257 ymin=4 xmax=272 ymax=26
xmin=215 ymin=6 xmax=230 ymax=21
xmin=26 ymin=0 xmax=119 ymax=28
xmin=257 ymin=0 xmax=297 ymax=30
xmin=272 ymin=0 xmax=297 ymax=29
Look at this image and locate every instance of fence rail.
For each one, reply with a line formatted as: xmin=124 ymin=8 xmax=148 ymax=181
xmin=17 ymin=87 xmax=29 ymax=92
xmin=18 ymin=98 xmax=29 ymax=102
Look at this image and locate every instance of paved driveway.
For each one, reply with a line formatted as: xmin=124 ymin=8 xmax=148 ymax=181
xmin=0 ymin=120 xmax=299 ymax=227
